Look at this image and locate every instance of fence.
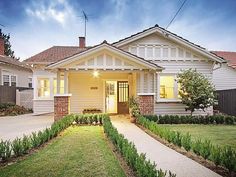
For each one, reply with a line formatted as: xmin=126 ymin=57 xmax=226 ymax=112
xmin=216 ymin=89 xmax=236 ymax=116
xmin=16 ymin=89 xmax=33 ymax=109
xmin=0 ymin=86 xmax=33 ymax=109
xmin=0 ymin=85 xmax=16 ymax=104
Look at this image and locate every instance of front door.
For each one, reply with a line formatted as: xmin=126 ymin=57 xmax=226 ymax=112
xmin=117 ymin=81 xmax=129 ymax=114
xmin=105 ymin=81 xmax=117 ymax=113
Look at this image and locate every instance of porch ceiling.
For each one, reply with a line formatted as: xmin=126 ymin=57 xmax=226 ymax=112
xmin=46 ymin=41 xmax=163 ymax=71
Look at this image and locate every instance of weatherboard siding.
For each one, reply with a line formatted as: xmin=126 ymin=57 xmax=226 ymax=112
xmin=213 ymin=63 xmax=236 ymax=90
xmin=33 ymin=99 xmax=54 ymax=115
xmin=122 ymin=33 xmax=214 ymax=115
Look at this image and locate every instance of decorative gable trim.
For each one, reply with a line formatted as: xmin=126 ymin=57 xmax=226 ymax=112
xmin=46 ymin=41 xmax=163 ymax=70
xmin=113 ymin=25 xmax=226 ymax=63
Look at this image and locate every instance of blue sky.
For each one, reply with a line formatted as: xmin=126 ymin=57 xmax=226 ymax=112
xmin=0 ymin=0 xmax=236 ymax=60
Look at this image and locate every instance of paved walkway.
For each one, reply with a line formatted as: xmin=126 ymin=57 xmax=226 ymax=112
xmin=0 ymin=114 xmax=54 ymax=141
xmin=110 ymin=115 xmax=221 ymax=177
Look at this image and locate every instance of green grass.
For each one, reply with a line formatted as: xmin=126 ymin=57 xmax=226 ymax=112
xmin=159 ymin=124 xmax=236 ymax=150
xmin=0 ymin=126 xmax=126 ymax=177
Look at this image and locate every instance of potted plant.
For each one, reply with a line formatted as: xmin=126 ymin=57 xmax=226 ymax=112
xmin=128 ymin=96 xmax=140 ymax=123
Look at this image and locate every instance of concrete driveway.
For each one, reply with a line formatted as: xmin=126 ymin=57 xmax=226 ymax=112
xmin=0 ymin=113 xmax=54 ymax=141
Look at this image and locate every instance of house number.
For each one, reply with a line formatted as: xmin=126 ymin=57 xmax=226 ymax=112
xmin=90 ymin=87 xmax=98 ymax=90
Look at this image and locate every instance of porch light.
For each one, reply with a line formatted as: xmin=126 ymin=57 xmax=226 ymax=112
xmin=93 ymin=70 xmax=99 ymax=78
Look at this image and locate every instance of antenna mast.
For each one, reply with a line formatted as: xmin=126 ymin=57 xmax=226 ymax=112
xmin=82 ymin=11 xmax=88 ymax=41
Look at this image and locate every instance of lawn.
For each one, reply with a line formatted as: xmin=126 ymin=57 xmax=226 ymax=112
xmin=159 ymin=124 xmax=236 ymax=150
xmin=0 ymin=126 xmax=126 ymax=177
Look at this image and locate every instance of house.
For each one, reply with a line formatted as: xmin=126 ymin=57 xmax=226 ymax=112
xmin=0 ymin=36 xmax=33 ymax=105
xmin=0 ymin=38 xmax=32 ymax=88
xmin=212 ymin=51 xmax=236 ymax=90
xmin=24 ymin=25 xmax=225 ymax=120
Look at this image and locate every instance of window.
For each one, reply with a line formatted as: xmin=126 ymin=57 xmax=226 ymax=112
xmin=160 ymin=76 xmax=175 ymax=99
xmin=147 ymin=47 xmax=153 ymax=58
xmin=163 ymin=48 xmax=168 ymax=57
xmin=3 ymin=75 xmax=10 ymax=86
xmin=37 ymin=78 xmax=50 ymax=98
xmin=53 ymin=76 xmax=64 ymax=95
xmin=171 ymin=48 xmax=176 ymax=57
xmin=11 ymin=76 xmax=16 ymax=86
xmin=28 ymin=77 xmax=32 ymax=88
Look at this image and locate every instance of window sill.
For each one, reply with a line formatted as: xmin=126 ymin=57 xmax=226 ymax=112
xmin=156 ymin=99 xmax=182 ymax=103
xmin=33 ymin=98 xmax=54 ymax=101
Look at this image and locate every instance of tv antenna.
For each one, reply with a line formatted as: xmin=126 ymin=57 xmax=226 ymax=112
xmin=82 ymin=11 xmax=88 ymax=38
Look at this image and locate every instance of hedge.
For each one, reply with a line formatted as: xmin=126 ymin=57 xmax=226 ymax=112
xmin=103 ymin=115 xmax=176 ymax=177
xmin=137 ymin=115 xmax=236 ymax=172
xmin=144 ymin=114 xmax=236 ymax=125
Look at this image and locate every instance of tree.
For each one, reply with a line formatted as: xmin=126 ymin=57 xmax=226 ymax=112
xmin=177 ymin=69 xmax=215 ymax=116
xmin=0 ymin=29 xmax=16 ymax=59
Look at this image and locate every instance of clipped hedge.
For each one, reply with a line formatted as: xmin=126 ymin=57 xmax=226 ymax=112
xmin=137 ymin=115 xmax=236 ymax=172
xmin=144 ymin=114 xmax=236 ymax=125
xmin=103 ymin=115 xmax=176 ymax=177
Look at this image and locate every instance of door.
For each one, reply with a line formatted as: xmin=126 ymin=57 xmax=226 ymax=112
xmin=117 ymin=81 xmax=129 ymax=114
xmin=105 ymin=81 xmax=117 ymax=113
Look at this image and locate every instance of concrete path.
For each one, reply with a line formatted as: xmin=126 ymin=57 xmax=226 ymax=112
xmin=111 ymin=115 xmax=221 ymax=177
xmin=0 ymin=114 xmax=54 ymax=141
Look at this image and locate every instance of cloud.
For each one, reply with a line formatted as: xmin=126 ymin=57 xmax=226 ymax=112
xmin=25 ymin=0 xmax=75 ymax=26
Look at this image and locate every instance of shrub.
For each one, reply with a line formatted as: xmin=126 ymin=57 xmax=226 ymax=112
xmin=199 ymin=140 xmax=212 ymax=159
xmin=0 ymin=140 xmax=12 ymax=161
xmin=210 ymin=146 xmax=221 ymax=166
xmin=221 ymin=146 xmax=236 ymax=172
xmin=182 ymin=133 xmax=191 ymax=151
xmin=31 ymin=132 xmax=40 ymax=148
xmin=143 ymin=114 xmax=236 ymax=125
xmin=22 ymin=135 xmax=31 ymax=154
xmin=11 ymin=137 xmax=24 ymax=157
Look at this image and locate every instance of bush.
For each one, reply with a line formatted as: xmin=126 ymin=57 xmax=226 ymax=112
xmin=22 ymin=135 xmax=31 ymax=154
xmin=137 ymin=115 xmax=236 ymax=172
xmin=0 ymin=140 xmax=12 ymax=162
xmin=143 ymin=114 xmax=236 ymax=125
xmin=182 ymin=133 xmax=191 ymax=151
xmin=103 ymin=115 xmax=175 ymax=177
xmin=11 ymin=137 xmax=24 ymax=157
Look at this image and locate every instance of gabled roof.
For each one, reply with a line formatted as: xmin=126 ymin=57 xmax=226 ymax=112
xmin=113 ymin=24 xmax=225 ymax=63
xmin=211 ymin=51 xmax=236 ymax=69
xmin=24 ymin=46 xmax=88 ymax=64
xmin=47 ymin=41 xmax=163 ymax=70
xmin=0 ymin=55 xmax=32 ymax=72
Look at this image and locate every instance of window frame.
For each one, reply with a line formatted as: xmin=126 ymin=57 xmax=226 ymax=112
xmin=157 ymin=73 xmax=181 ymax=102
xmin=2 ymin=71 xmax=17 ymax=87
xmin=37 ymin=77 xmax=51 ymax=99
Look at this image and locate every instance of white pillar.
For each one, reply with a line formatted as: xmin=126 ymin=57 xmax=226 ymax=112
xmin=64 ymin=70 xmax=68 ymax=94
xmin=139 ymin=72 xmax=144 ymax=93
xmin=57 ymin=71 xmax=60 ymax=94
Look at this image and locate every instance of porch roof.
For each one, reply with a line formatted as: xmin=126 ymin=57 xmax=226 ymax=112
xmin=46 ymin=41 xmax=163 ymax=71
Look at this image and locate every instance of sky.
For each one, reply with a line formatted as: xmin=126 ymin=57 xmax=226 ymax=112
xmin=0 ymin=0 xmax=236 ymax=60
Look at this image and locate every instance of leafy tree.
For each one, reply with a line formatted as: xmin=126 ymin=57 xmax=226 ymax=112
xmin=177 ymin=69 xmax=215 ymax=115
xmin=0 ymin=29 xmax=16 ymax=59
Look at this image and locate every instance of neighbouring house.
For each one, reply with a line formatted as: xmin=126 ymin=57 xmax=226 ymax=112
xmin=212 ymin=51 xmax=236 ymax=116
xmin=0 ymin=37 xmax=33 ymax=105
xmin=24 ymin=25 xmax=225 ymax=120
xmin=212 ymin=51 xmax=236 ymax=90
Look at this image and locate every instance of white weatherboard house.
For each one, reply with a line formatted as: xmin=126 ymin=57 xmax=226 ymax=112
xmin=25 ymin=25 xmax=225 ymax=120
xmin=212 ymin=51 xmax=236 ymax=91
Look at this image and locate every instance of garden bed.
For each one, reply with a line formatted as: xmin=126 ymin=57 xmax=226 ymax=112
xmin=0 ymin=103 xmax=32 ymax=117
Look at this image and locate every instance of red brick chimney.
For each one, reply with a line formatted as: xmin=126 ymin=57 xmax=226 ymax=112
xmin=79 ymin=37 xmax=85 ymax=48
xmin=0 ymin=35 xmax=4 ymax=56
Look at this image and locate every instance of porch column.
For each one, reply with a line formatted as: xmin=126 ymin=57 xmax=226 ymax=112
xmin=64 ymin=70 xmax=68 ymax=94
xmin=57 ymin=71 xmax=60 ymax=94
xmin=54 ymin=94 xmax=71 ymax=121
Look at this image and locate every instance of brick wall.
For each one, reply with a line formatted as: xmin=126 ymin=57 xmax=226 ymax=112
xmin=54 ymin=96 xmax=70 ymax=121
xmin=138 ymin=95 xmax=154 ymax=115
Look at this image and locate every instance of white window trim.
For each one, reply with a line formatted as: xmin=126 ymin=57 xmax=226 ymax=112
xmin=1 ymin=71 xmax=17 ymax=86
xmin=156 ymin=73 xmax=181 ymax=102
xmin=35 ymin=76 xmax=53 ymax=100
xmin=28 ymin=77 xmax=33 ymax=88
